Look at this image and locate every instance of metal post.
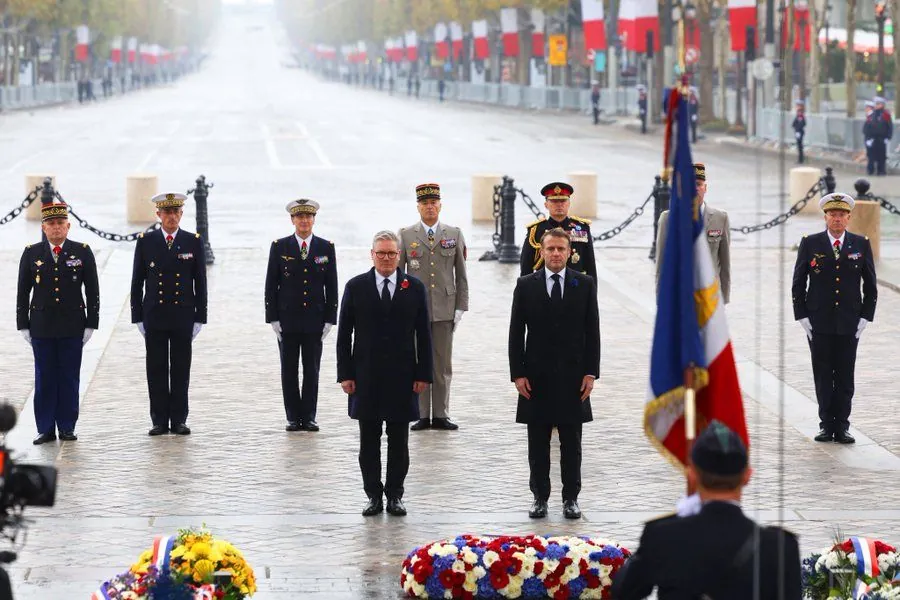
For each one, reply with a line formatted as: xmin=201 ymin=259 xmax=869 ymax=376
xmin=649 ymin=174 xmax=671 ymax=261
xmin=39 ymin=177 xmax=55 ymax=243
xmin=854 ymin=178 xmax=872 ymax=200
xmin=824 ymin=166 xmax=836 ymax=194
xmin=497 ymin=176 xmax=519 ymax=263
xmin=876 ymin=2 xmax=887 ymax=92
xmin=190 ymin=174 xmax=215 ymax=265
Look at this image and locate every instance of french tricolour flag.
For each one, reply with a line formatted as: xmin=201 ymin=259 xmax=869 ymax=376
xmin=76 ymin=25 xmax=90 ymax=62
xmin=581 ymin=0 xmax=607 ymax=52
xmin=500 ymin=8 xmax=519 ymax=57
xmin=110 ymin=36 xmax=122 ymax=64
xmin=151 ymin=534 xmax=177 ymax=574
xmin=405 ymin=31 xmax=417 ymax=62
xmin=450 ymin=22 xmax=464 ymax=60
xmin=618 ymin=0 xmax=659 ymax=53
xmin=728 ymin=0 xmax=757 ymax=51
xmin=473 ymin=20 xmax=489 ymax=60
xmin=127 ymin=37 xmax=138 ymax=63
xmin=646 ymin=88 xmax=749 ymax=468
xmin=530 ymin=9 xmax=545 ymax=58
xmin=435 ymin=23 xmax=449 ymax=60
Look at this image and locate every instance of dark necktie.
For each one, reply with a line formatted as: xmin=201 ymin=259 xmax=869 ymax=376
xmin=833 ymin=239 xmax=841 ymax=259
xmin=301 ymin=240 xmax=308 ymax=260
xmin=166 ymin=234 xmax=174 ymax=249
xmin=381 ymin=278 xmax=392 ymax=311
xmin=427 ymin=228 xmax=435 ymax=244
xmin=551 ymin=273 xmax=562 ymax=303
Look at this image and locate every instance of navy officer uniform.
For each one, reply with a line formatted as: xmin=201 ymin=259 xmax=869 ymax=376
xmin=520 ymin=183 xmax=597 ymax=282
xmin=17 ymin=199 xmax=99 ymax=444
xmin=131 ymin=192 xmax=207 ymax=436
xmin=792 ymin=192 xmax=876 ymax=444
xmin=265 ymin=199 xmax=338 ymax=432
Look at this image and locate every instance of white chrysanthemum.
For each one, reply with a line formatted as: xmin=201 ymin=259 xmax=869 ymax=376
xmin=444 ymin=589 xmax=454 ymax=600
xmin=473 ymin=566 xmax=487 ymax=579
xmin=825 ymin=552 xmax=844 ymax=570
xmin=543 ymin=558 xmax=559 ymax=574
xmin=440 ymin=544 xmax=459 ymax=557
xmin=451 ymin=559 xmax=466 ymax=574
xmin=411 ymin=581 xmax=426 ymax=597
xmin=598 ymin=564 xmax=612 ymax=578
xmin=848 ymin=552 xmax=858 ymax=566
xmin=583 ymin=588 xmax=604 ymax=600
xmin=524 ymin=547 xmax=538 ymax=557
xmin=463 ymin=577 xmax=478 ymax=593
xmin=483 ymin=550 xmax=500 ymax=567
xmin=878 ymin=551 xmax=898 ymax=573
xmin=461 ymin=548 xmax=478 ymax=565
xmin=503 ymin=578 xmax=523 ymax=598
xmin=409 ymin=555 xmax=420 ymax=566
xmin=562 ymin=563 xmax=580 ymax=583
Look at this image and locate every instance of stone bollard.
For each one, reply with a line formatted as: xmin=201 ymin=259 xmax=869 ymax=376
xmin=25 ymin=174 xmax=56 ymax=220
xmin=790 ymin=166 xmax=822 ymax=215
xmin=851 ymin=179 xmax=881 ymax=262
xmin=471 ymin=174 xmax=503 ymax=222
xmin=567 ymin=171 xmax=598 ymax=218
xmin=126 ymin=174 xmax=159 ymax=224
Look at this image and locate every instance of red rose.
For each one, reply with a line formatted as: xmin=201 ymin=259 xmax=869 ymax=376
xmin=875 ymin=541 xmax=897 ymax=554
xmin=400 ymin=279 xmax=410 ymax=289
xmin=453 ymin=571 xmax=465 ymax=586
xmin=586 ymin=574 xmax=601 ymax=588
xmin=461 ymin=591 xmax=475 ymax=600
xmin=601 ymin=587 xmax=611 ymax=599
xmin=452 ymin=587 xmax=464 ymax=598
xmin=490 ymin=571 xmax=510 ymax=589
xmin=553 ymin=584 xmax=570 ymax=600
xmin=439 ymin=570 xmax=455 ymax=588
xmin=534 ymin=561 xmax=544 ymax=576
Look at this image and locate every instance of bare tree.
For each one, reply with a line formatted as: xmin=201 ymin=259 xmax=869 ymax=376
xmin=808 ymin=0 xmax=825 ymax=113
xmin=845 ymin=0 xmax=857 ymax=118
xmin=697 ymin=0 xmax=715 ymax=122
xmin=891 ymin=0 xmax=900 ymax=115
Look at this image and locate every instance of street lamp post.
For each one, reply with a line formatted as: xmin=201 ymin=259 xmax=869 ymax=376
xmin=875 ymin=0 xmax=887 ymax=93
xmin=684 ymin=1 xmax=696 ymax=75
xmin=797 ymin=0 xmax=808 ymax=100
xmin=824 ymin=2 xmax=832 ymax=101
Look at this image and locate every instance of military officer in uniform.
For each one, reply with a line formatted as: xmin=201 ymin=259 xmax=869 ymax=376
xmin=17 ymin=199 xmax=99 ymax=444
xmin=131 ymin=192 xmax=208 ymax=436
xmin=656 ymin=163 xmax=731 ymax=303
xmin=792 ymin=193 xmax=877 ymax=444
xmin=611 ymin=421 xmax=801 ymax=600
xmin=520 ymin=182 xmax=597 ymax=282
xmin=399 ymin=183 xmax=469 ymax=431
xmin=265 ymin=199 xmax=338 ymax=432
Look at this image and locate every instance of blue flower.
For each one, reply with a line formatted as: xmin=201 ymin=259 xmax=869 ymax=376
xmin=545 ymin=543 xmax=566 ymax=560
xmin=569 ymin=575 xmax=587 ymax=597
xmin=476 ymin=575 xmax=500 ymax=598
xmin=425 ymin=573 xmax=445 ymax=598
xmin=523 ymin=576 xmax=546 ymax=597
xmin=453 ymin=537 xmax=467 ymax=550
xmin=434 ymin=555 xmax=455 ymax=572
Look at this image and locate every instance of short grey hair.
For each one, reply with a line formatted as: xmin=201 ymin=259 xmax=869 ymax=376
xmin=372 ymin=230 xmax=399 ymax=248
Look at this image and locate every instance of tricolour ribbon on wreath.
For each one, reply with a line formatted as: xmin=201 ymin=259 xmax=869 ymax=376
xmin=91 ymin=535 xmax=177 ymax=599
xmin=850 ymin=536 xmax=880 ymax=599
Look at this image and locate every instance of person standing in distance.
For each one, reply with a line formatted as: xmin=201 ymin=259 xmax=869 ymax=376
xmin=17 ymin=199 xmax=99 ymax=444
xmin=131 ymin=193 xmax=207 ymax=436
xmin=265 ymin=199 xmax=338 ymax=432
xmin=337 ymin=231 xmax=433 ymax=517
xmin=399 ymin=183 xmax=468 ymax=431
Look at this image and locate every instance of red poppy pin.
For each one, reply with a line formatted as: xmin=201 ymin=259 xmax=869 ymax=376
xmin=810 ymin=258 xmax=817 ymax=267
xmin=400 ymin=278 xmax=410 ymax=290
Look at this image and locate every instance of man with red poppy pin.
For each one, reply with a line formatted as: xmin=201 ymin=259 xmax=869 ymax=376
xmin=337 ymin=230 xmax=433 ymax=517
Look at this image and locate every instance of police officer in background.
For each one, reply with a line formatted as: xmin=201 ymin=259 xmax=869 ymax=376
xmin=793 ymin=99 xmax=806 ymax=164
xmin=637 ymin=84 xmax=648 ymax=134
xmin=131 ymin=193 xmax=208 ymax=436
xmin=520 ymin=182 xmax=597 ymax=282
xmin=688 ymin=86 xmax=700 ymax=143
xmin=17 ymin=199 xmax=99 ymax=444
xmin=265 ymin=199 xmax=338 ymax=432
xmin=863 ymin=100 xmax=876 ymax=171
xmin=611 ymin=421 xmax=801 ymax=600
xmin=399 ymin=183 xmax=469 ymax=431
xmin=864 ymin=96 xmax=893 ymax=175
xmin=792 ymin=193 xmax=877 ymax=444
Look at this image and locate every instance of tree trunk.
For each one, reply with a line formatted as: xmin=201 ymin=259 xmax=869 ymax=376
xmin=845 ymin=0 xmax=857 ymax=117
xmin=698 ymin=0 xmax=715 ymax=122
xmin=783 ymin=0 xmax=794 ymax=109
xmin=891 ymin=0 xmax=900 ymax=115
xmin=717 ymin=12 xmax=727 ymax=122
xmin=12 ymin=31 xmax=20 ymax=87
xmin=808 ymin=0 xmax=820 ymax=112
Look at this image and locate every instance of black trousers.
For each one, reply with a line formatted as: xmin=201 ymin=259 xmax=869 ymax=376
xmin=809 ymin=333 xmax=858 ymax=432
xmin=358 ymin=420 xmax=409 ymax=500
xmin=797 ymin=136 xmax=805 ymax=163
xmin=527 ymin=422 xmax=582 ymax=502
xmin=278 ymin=332 xmax=323 ymax=423
xmin=145 ymin=327 xmax=192 ymax=428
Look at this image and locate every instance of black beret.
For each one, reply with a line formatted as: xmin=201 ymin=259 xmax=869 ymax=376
xmin=691 ymin=420 xmax=747 ymax=476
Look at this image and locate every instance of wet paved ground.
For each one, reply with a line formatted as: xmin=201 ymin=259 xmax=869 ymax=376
xmin=0 ymin=4 xmax=898 ymax=599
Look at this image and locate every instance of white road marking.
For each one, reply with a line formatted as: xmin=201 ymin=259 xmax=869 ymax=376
xmin=260 ymin=121 xmax=282 ymax=169
xmin=135 ymin=120 xmax=182 ymax=171
xmin=296 ymin=122 xmax=332 ymax=168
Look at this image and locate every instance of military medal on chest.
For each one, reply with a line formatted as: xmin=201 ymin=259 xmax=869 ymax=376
xmin=571 ymin=249 xmax=581 ymax=264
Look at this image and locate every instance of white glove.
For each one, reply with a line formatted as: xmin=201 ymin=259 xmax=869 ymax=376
xmin=137 ymin=322 xmax=145 ymax=337
xmin=676 ymin=492 xmax=702 ymax=517
xmin=82 ymin=328 xmax=94 ymax=346
xmin=21 ymin=329 xmax=32 ymax=345
xmin=192 ymin=323 xmax=202 ymax=340
xmin=856 ymin=318 xmax=868 ymax=339
xmin=691 ymin=114 xmax=698 ymax=122
xmin=799 ymin=317 xmax=813 ymax=341
xmin=452 ymin=309 xmax=464 ymax=332
xmin=866 ymin=139 xmax=874 ymax=148
xmin=321 ymin=323 xmax=333 ymax=341
xmin=795 ymin=131 xmax=802 ymax=139
xmin=271 ymin=320 xmax=283 ymax=342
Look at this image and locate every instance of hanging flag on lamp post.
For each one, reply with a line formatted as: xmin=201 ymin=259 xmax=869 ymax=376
xmin=75 ymin=25 xmax=90 ymax=62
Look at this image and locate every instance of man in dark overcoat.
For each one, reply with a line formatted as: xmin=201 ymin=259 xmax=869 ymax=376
xmin=509 ymin=227 xmax=600 ymax=520
xmin=336 ymin=230 xmax=433 ymax=517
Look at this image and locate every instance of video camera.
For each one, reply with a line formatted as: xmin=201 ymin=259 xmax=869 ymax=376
xmin=0 ymin=402 xmax=57 ymax=565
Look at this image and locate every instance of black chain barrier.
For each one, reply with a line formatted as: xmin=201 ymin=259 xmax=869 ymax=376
xmin=56 ymin=190 xmax=159 ymax=242
xmin=592 ymin=191 xmax=655 ymax=242
xmin=874 ymin=194 xmax=900 ymax=217
xmin=0 ymin=187 xmax=41 ymax=226
xmin=490 ymin=184 xmax=502 ymax=252
xmin=729 ymin=178 xmax=824 ymax=235
xmin=519 ymin=188 xmax=546 ymax=221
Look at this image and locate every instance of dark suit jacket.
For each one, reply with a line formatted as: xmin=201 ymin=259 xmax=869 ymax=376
xmin=336 ymin=268 xmax=433 ymax=422
xmin=264 ymin=234 xmax=338 ymax=333
xmin=611 ymin=502 xmax=802 ymax=600
xmin=508 ymin=268 xmax=600 ymax=425
xmin=792 ymin=231 xmax=876 ymax=335
xmin=131 ymin=229 xmax=208 ymax=331
xmin=16 ymin=239 xmax=99 ymax=338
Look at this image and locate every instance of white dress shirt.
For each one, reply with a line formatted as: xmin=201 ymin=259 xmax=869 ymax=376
xmin=295 ymin=233 xmax=313 ymax=249
xmin=422 ymin=221 xmax=439 ymax=237
xmin=162 ymin=228 xmax=179 ymax=243
xmin=827 ymin=230 xmax=846 ymax=252
xmin=545 ymin=267 xmax=566 ymax=298
xmin=375 ymin=270 xmax=397 ymax=299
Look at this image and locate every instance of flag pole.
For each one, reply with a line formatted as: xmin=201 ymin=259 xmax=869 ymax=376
xmin=684 ymin=364 xmax=696 ymax=495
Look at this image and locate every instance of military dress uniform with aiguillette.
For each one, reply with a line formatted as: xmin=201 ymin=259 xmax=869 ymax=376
xmin=131 ymin=194 xmax=207 ymax=433
xmin=16 ymin=201 xmax=99 ymax=442
xmin=265 ymin=200 xmax=337 ymax=430
xmin=792 ymin=194 xmax=876 ymax=442
xmin=520 ymin=185 xmax=597 ymax=282
xmin=398 ymin=184 xmax=469 ymax=430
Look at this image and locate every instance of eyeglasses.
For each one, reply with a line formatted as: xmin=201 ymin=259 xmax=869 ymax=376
xmin=374 ymin=251 xmax=399 ymax=259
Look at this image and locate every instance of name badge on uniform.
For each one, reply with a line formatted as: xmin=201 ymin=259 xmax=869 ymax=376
xmin=707 ymin=229 xmax=722 ymax=239
xmin=440 ymin=238 xmax=457 ymax=249
xmin=65 ymin=259 xmax=83 ymax=267
xmin=570 ymin=231 xmax=589 ymax=243
xmin=314 ymin=255 xmax=329 ymax=265
xmin=177 ymin=253 xmax=194 ymax=260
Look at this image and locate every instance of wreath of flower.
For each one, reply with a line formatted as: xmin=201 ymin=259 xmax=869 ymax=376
xmin=400 ymin=534 xmax=630 ymax=599
xmin=802 ymin=536 xmax=900 ymax=600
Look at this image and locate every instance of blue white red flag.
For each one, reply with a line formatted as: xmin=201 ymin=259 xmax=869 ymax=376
xmin=645 ymin=85 xmax=749 ymax=468
xmin=151 ymin=534 xmax=177 ymax=575
xmin=90 ymin=583 xmax=111 ymax=600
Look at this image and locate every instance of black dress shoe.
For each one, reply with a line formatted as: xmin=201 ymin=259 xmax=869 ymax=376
xmin=302 ymin=420 xmax=320 ymax=432
xmin=528 ymin=498 xmax=548 ymax=519
xmin=432 ymin=418 xmax=459 ymax=430
xmin=171 ymin=423 xmax=191 ymax=435
xmin=362 ymin=497 xmax=384 ymax=516
xmin=148 ymin=425 xmax=168 ymax=436
xmin=835 ymin=431 xmax=856 ymax=444
xmin=563 ymin=500 xmax=582 ymax=519
xmin=58 ymin=431 xmax=78 ymax=442
xmin=814 ymin=429 xmax=833 ymax=442
xmin=386 ymin=497 xmax=407 ymax=516
xmin=33 ymin=432 xmax=56 ymax=445
xmin=410 ymin=418 xmax=430 ymax=431
xmin=285 ymin=421 xmax=302 ymax=432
